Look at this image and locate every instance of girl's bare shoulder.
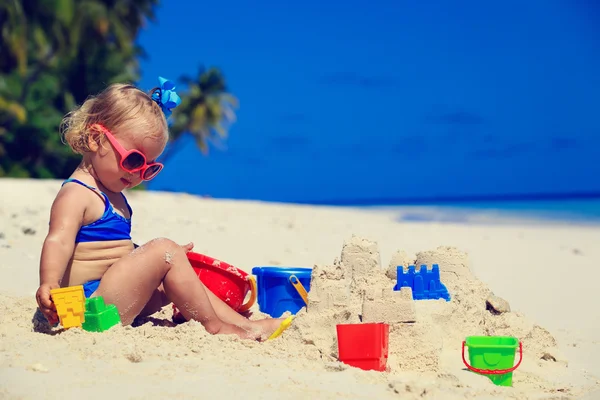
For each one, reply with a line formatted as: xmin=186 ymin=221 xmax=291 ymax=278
xmin=51 ymin=181 xmax=104 ymax=225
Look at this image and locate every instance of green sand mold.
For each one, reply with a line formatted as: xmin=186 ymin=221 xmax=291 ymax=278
xmin=82 ymin=296 xmax=121 ymax=332
xmin=464 ymin=336 xmax=520 ymax=387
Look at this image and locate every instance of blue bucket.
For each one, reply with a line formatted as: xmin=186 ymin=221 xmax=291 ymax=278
xmin=251 ymin=266 xmax=312 ymax=317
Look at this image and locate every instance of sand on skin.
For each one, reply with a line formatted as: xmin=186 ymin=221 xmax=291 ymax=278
xmin=0 ymin=178 xmax=599 ymax=399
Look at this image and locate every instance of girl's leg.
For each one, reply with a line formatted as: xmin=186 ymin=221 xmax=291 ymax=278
xmin=137 ymin=286 xmax=169 ymax=317
xmin=139 ymin=283 xmax=284 ymax=335
xmin=203 ymin=286 xmax=283 ymax=332
xmin=94 ymin=238 xmax=262 ymax=339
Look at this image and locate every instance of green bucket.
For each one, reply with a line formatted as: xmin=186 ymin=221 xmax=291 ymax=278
xmin=462 ymin=336 xmax=522 ymax=387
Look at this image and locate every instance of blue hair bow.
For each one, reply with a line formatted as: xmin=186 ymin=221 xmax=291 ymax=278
xmin=151 ymin=76 xmax=181 ymax=118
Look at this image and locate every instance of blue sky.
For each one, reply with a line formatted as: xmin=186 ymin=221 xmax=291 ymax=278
xmin=136 ymin=0 xmax=600 ymax=204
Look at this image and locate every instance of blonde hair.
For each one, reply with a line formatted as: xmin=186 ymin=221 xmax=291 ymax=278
xmin=60 ymin=83 xmax=168 ymax=154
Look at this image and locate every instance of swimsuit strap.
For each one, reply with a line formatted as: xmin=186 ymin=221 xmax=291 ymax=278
xmin=62 ymin=178 xmax=110 ymax=214
xmin=120 ymin=192 xmax=133 ymax=217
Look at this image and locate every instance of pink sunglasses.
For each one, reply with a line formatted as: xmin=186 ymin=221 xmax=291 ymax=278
xmin=92 ymin=124 xmax=163 ymax=181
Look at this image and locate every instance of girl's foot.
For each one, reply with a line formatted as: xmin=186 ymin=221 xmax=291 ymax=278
xmin=217 ymin=322 xmax=261 ymax=340
xmin=250 ymin=318 xmax=288 ymax=341
xmin=209 ymin=318 xmax=290 ymax=341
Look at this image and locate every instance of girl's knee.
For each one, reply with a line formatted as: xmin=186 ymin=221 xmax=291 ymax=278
xmin=146 ymin=237 xmax=178 ymax=250
xmin=144 ymin=238 xmax=187 ymax=269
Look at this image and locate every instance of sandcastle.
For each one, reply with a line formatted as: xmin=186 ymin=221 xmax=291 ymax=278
xmin=308 ymin=236 xmax=416 ymax=323
xmin=282 ymin=235 xmax=567 ymax=384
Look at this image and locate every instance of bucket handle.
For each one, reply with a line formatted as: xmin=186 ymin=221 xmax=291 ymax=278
xmin=289 ymin=275 xmax=309 ymax=306
xmin=462 ymin=341 xmax=523 ymax=375
xmin=238 ymin=276 xmax=257 ymax=313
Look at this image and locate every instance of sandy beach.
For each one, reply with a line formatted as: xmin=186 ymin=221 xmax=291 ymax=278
xmin=0 ymin=178 xmax=599 ymax=399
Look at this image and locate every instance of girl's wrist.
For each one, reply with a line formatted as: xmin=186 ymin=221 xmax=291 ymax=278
xmin=39 ymin=275 xmax=61 ymax=287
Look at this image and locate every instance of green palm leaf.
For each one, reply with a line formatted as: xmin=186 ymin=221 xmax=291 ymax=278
xmin=0 ymin=0 xmax=236 ymax=178
xmin=169 ymin=66 xmax=239 ymax=154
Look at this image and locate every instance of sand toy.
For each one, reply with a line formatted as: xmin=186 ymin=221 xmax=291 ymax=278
xmin=82 ymin=297 xmax=121 ymax=332
xmin=393 ymin=264 xmax=450 ymax=301
xmin=252 ymin=266 xmax=312 ymax=317
xmin=336 ymin=323 xmax=389 ymax=371
xmin=462 ymin=336 xmax=523 ymax=386
xmin=173 ymin=252 xmax=257 ymax=322
xmin=268 ymin=315 xmax=295 ymax=340
xmin=50 ymin=286 xmax=86 ymax=329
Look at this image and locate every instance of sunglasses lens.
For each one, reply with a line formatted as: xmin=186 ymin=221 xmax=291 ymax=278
xmin=143 ymin=164 xmax=162 ymax=180
xmin=122 ymin=152 xmax=145 ymax=170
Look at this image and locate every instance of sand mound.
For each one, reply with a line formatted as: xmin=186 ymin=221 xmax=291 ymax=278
xmin=0 ymin=235 xmax=595 ymax=399
xmin=270 ymin=235 xmax=581 ymax=397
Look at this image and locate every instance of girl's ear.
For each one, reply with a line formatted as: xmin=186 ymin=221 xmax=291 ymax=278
xmin=87 ymin=127 xmax=102 ymax=152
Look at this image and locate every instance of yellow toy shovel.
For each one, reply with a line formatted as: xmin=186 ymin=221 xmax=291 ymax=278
xmin=267 ymin=274 xmax=308 ymax=340
xmin=268 ymin=315 xmax=294 ymax=340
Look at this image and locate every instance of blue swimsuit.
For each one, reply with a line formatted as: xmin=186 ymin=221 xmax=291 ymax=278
xmin=62 ymin=178 xmax=133 ymax=297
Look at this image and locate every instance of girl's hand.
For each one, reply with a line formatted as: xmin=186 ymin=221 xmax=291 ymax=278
xmin=180 ymin=242 xmax=194 ymax=253
xmin=35 ymin=283 xmax=59 ymax=325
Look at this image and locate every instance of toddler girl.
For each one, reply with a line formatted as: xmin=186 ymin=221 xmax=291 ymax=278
xmin=35 ymin=78 xmax=284 ymax=340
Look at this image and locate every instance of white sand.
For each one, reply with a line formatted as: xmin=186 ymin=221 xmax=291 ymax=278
xmin=0 ymin=178 xmax=599 ymax=399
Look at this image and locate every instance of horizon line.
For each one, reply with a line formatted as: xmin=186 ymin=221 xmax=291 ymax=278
xmin=289 ymin=191 xmax=600 ymax=206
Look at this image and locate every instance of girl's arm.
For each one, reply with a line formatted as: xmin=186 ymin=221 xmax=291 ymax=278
xmin=36 ymin=187 xmax=87 ymax=323
xmin=39 ymin=187 xmax=87 ymax=285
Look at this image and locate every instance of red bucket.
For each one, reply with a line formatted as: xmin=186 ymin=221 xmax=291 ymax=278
xmin=336 ymin=323 xmax=389 ymax=372
xmin=173 ymin=252 xmax=257 ymax=322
